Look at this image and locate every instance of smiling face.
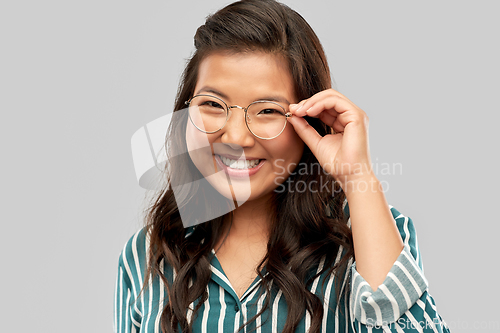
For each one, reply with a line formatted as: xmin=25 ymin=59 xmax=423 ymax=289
xmin=185 ymin=51 xmax=304 ymax=206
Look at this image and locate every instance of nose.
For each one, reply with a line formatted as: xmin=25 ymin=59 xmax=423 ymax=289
xmin=220 ymin=106 xmax=255 ymax=148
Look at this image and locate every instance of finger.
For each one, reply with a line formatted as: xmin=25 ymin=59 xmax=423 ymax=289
xmin=332 ymin=117 xmax=345 ymax=134
xmin=304 ymin=95 xmax=354 ymax=118
xmin=335 ymin=110 xmax=365 ymax=128
xmin=319 ymin=112 xmax=346 ymax=134
xmin=307 ymin=104 xmax=340 ymax=119
xmin=289 ymin=99 xmax=308 ymax=115
xmin=318 ymin=112 xmax=335 ymax=127
xmin=286 ymin=115 xmax=322 ymax=154
xmin=292 ymin=90 xmax=349 ymax=117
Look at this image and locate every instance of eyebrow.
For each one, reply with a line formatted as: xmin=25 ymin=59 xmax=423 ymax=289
xmin=195 ymin=86 xmax=291 ymax=105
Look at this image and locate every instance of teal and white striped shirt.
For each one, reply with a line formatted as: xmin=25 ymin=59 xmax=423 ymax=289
xmin=114 ymin=204 xmax=449 ymax=332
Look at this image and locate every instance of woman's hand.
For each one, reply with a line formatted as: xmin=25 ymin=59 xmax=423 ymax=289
xmin=287 ymin=88 xmax=374 ymax=189
xmin=288 ymin=89 xmax=404 ymax=290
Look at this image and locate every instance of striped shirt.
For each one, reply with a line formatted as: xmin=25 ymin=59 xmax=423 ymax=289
xmin=114 ymin=203 xmax=450 ymax=332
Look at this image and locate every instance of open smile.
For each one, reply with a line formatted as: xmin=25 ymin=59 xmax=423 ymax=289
xmin=214 ymin=154 xmax=266 ymax=178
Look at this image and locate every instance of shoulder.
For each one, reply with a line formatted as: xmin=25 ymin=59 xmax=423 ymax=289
xmin=119 ymin=227 xmax=148 ymax=265
xmin=117 ymin=226 xmax=197 ymax=281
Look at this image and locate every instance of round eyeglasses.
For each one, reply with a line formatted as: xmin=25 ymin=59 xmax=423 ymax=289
xmin=184 ymin=94 xmax=292 ymax=140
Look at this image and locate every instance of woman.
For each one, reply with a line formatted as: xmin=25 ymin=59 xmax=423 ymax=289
xmin=115 ymin=0 xmax=449 ymax=332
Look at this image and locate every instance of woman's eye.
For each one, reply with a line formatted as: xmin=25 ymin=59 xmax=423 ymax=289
xmin=259 ymin=108 xmax=283 ymax=115
xmin=199 ymin=100 xmax=223 ymax=108
xmin=204 ymin=101 xmax=223 ymax=108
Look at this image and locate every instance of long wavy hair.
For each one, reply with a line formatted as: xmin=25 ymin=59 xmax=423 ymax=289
xmin=141 ymin=1 xmax=354 ymax=332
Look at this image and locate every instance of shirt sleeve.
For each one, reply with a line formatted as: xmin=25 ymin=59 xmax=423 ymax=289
xmin=114 ymin=252 xmax=135 ymax=333
xmin=114 ymin=230 xmax=146 ymax=333
xmin=344 ymin=204 xmax=450 ymax=332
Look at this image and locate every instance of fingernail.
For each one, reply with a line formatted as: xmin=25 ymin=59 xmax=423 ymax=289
xmin=290 ymin=103 xmax=298 ymax=111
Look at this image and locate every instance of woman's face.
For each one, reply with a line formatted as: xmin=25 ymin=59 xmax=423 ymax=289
xmin=186 ymin=51 xmax=304 ymax=205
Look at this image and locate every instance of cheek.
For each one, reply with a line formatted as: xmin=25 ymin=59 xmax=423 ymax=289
xmin=267 ymin=130 xmax=304 ymax=179
xmin=287 ymin=126 xmax=305 ymax=162
xmin=185 ymin=121 xmax=215 ymax=176
xmin=186 ymin=121 xmax=211 ymax=153
xmin=276 ymin=128 xmax=304 ymax=161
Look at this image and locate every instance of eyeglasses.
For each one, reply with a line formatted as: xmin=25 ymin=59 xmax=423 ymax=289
xmin=184 ymin=94 xmax=292 ymax=140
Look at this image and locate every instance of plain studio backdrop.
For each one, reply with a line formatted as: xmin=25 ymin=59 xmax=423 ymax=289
xmin=1 ymin=1 xmax=498 ymax=332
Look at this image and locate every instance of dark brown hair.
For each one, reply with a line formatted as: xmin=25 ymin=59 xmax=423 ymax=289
xmin=141 ymin=1 xmax=354 ymax=332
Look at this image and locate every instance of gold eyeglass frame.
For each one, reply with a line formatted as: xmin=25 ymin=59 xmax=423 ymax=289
xmin=184 ymin=94 xmax=292 ymax=140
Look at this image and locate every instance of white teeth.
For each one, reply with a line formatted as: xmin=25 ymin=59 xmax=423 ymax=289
xmin=219 ymin=155 xmax=261 ymax=169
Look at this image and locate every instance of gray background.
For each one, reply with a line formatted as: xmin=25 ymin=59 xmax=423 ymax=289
xmin=1 ymin=0 xmax=498 ymax=332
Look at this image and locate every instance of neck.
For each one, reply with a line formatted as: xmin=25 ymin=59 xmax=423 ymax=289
xmin=223 ymin=193 xmax=274 ymax=242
